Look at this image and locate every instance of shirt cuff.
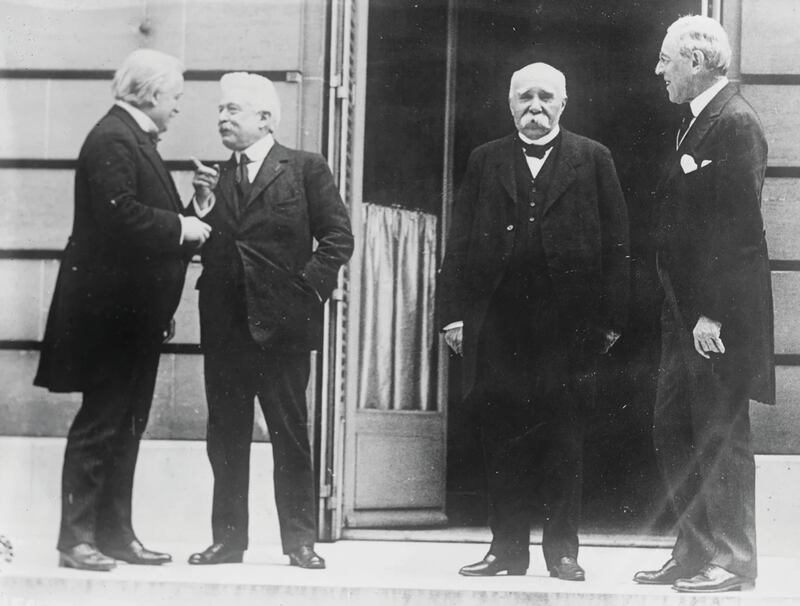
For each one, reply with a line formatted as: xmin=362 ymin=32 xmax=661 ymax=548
xmin=193 ymin=193 xmax=216 ymax=217
xmin=443 ymin=321 xmax=463 ymax=332
xmin=177 ymin=214 xmax=186 ymax=245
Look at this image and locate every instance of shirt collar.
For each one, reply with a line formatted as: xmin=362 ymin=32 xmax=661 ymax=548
xmin=689 ymin=77 xmax=729 ymax=118
xmin=115 ymin=101 xmax=159 ymax=135
xmin=519 ymin=125 xmax=560 ymax=146
xmin=235 ymin=134 xmax=275 ymax=165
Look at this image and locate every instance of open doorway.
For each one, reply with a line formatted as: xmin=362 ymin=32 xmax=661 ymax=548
xmin=348 ymin=0 xmax=700 ymax=539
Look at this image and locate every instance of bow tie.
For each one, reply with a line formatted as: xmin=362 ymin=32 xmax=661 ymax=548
xmin=521 ymin=138 xmax=556 ymax=159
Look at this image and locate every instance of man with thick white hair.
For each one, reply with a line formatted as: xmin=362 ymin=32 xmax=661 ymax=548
xmin=439 ymin=61 xmax=629 ymax=581
xmin=35 ymin=48 xmax=211 ymax=571
xmin=187 ymin=72 xmax=353 ymax=569
xmin=634 ymin=15 xmax=773 ymax=593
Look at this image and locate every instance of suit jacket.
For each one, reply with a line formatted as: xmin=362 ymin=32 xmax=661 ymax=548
xmin=438 ymin=129 xmax=630 ymax=395
xmin=35 ymin=105 xmax=191 ymax=393
xmin=655 ymin=82 xmax=775 ymax=405
xmin=197 ymin=142 xmax=353 ymax=353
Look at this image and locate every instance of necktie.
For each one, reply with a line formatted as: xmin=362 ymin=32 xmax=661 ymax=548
xmin=146 ymin=131 xmax=160 ymax=146
xmin=677 ymin=104 xmax=694 ymax=145
xmin=521 ymin=139 xmax=555 ymax=159
xmin=236 ymin=153 xmax=251 ymax=204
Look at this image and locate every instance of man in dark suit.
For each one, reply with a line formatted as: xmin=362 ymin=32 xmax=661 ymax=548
xmin=187 ymin=72 xmax=353 ymax=569
xmin=34 ymin=49 xmax=212 ymax=571
xmin=439 ymin=62 xmax=629 ymax=581
xmin=633 ymin=16 xmax=774 ymax=594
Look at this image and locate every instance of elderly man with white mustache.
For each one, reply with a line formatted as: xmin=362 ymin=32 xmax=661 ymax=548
xmin=439 ymin=62 xmax=629 ymax=581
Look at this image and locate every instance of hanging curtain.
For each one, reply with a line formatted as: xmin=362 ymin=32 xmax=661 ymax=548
xmin=357 ymin=203 xmax=438 ymax=411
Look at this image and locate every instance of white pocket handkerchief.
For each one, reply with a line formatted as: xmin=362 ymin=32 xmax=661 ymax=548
xmin=680 ymin=154 xmax=698 ymax=174
xmin=700 ymin=159 xmax=713 ymax=168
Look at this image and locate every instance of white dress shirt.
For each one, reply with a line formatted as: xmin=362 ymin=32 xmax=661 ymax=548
xmin=519 ymin=125 xmax=561 ymax=178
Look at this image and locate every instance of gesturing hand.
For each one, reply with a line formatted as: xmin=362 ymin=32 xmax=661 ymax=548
xmin=191 ymin=156 xmax=220 ymax=208
xmin=693 ymin=315 xmax=725 ymax=359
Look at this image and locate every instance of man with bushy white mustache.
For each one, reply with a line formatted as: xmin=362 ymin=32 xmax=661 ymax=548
xmin=439 ymin=62 xmax=629 ymax=581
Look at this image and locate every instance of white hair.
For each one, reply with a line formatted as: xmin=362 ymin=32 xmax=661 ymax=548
xmin=112 ymin=49 xmax=184 ymax=108
xmin=667 ymin=15 xmax=731 ymax=75
xmin=509 ymin=62 xmax=567 ymax=99
xmin=220 ymin=72 xmax=282 ymax=132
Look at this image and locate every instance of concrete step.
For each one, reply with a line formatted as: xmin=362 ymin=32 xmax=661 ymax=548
xmin=1 ymin=540 xmax=798 ymax=606
xmin=3 ymin=437 xmax=799 ymax=557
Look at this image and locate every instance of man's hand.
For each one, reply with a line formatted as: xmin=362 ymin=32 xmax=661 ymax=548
xmin=191 ymin=156 xmax=220 ymax=208
xmin=182 ymin=216 xmax=212 ymax=244
xmin=444 ymin=325 xmax=463 ymax=356
xmin=163 ymin=317 xmax=176 ymax=343
xmin=693 ymin=315 xmax=725 ymax=359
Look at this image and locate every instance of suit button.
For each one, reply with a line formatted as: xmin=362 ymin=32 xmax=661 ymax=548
xmin=529 ymin=202 xmax=536 ymax=207
xmin=506 ymin=224 xmax=514 ymax=231
xmin=529 ymin=217 xmax=535 ymax=222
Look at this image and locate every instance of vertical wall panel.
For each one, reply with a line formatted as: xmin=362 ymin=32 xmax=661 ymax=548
xmin=741 ymin=85 xmax=800 ymax=167
xmin=180 ymin=0 xmax=305 ymax=69
xmin=763 ymin=179 xmax=800 ymax=261
xmin=0 ymin=0 xmax=144 ymax=69
xmin=740 ymin=0 xmax=800 ymax=75
xmin=0 ymin=80 xmax=49 ymax=158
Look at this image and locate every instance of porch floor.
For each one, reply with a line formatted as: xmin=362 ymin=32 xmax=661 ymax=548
xmin=2 ymin=538 xmax=798 ymax=606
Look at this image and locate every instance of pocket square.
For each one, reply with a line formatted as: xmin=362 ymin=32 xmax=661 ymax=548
xmin=680 ymin=154 xmax=698 ymax=174
xmin=700 ymin=159 xmax=712 ymax=168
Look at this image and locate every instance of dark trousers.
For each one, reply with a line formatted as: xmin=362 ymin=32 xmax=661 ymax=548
xmin=203 ymin=345 xmax=315 ymax=554
xmin=472 ymin=296 xmax=584 ymax=570
xmin=654 ymin=302 xmax=757 ymax=579
xmin=57 ymin=341 xmax=160 ymax=552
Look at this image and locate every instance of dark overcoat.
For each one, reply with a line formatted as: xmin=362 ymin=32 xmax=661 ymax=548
xmin=196 ymin=142 xmax=354 ymax=352
xmin=654 ymin=82 xmax=775 ymax=404
xmin=35 ymin=106 xmax=189 ymax=392
xmin=438 ymin=129 xmax=630 ymax=396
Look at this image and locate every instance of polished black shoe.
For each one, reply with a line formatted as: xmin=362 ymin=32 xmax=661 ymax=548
xmin=58 ymin=543 xmax=116 ymax=571
xmin=459 ymin=553 xmax=527 ymax=576
xmin=549 ymin=556 xmax=585 ymax=581
xmin=288 ymin=545 xmax=326 ymax=569
xmin=188 ymin=542 xmax=244 ymax=565
xmin=102 ymin=539 xmax=171 ymax=565
xmin=634 ymin=557 xmax=693 ymax=585
xmin=672 ymin=565 xmax=754 ymax=593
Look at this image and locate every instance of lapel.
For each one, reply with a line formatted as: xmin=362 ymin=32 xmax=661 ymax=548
xmin=543 ymin=129 xmax=580 ymax=216
xmin=110 ymin=106 xmax=181 ymax=211
xmin=658 ymin=82 xmax=737 ymax=191
xmin=496 ymin=135 xmax=519 ymax=206
xmin=243 ymin=142 xmax=289 ymax=209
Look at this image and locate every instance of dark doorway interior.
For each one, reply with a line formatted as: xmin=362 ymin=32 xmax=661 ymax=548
xmin=359 ymin=0 xmax=703 ymax=537
xmin=446 ymin=0 xmax=700 ymax=536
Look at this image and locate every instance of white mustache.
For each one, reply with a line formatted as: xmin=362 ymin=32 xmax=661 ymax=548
xmin=524 ymin=113 xmax=550 ymax=127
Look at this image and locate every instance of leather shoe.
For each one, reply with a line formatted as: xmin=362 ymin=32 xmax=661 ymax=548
xmin=102 ymin=539 xmax=171 ymax=565
xmin=188 ymin=542 xmax=244 ymax=565
xmin=288 ymin=545 xmax=325 ymax=569
xmin=672 ymin=564 xmax=754 ymax=593
xmin=549 ymin=556 xmax=585 ymax=581
xmin=634 ymin=558 xmax=693 ymax=585
xmin=58 ymin=543 xmax=115 ymax=571
xmin=459 ymin=553 xmax=527 ymax=576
